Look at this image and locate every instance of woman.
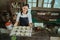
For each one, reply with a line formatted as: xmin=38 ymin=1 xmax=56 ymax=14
xmin=14 ymin=4 xmax=32 ymax=27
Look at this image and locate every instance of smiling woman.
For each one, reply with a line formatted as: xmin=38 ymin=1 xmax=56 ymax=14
xmin=14 ymin=4 xmax=33 ymax=27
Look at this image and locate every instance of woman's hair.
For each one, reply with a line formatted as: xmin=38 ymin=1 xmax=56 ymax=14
xmin=21 ymin=4 xmax=29 ymax=14
xmin=23 ymin=4 xmax=29 ymax=8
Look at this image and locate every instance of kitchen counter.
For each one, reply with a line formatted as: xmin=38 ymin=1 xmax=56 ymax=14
xmin=0 ymin=28 xmax=50 ymax=40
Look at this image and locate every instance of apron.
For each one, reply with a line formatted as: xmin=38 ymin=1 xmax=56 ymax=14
xmin=19 ymin=17 xmax=29 ymax=26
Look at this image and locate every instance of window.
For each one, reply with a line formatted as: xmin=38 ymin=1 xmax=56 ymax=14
xmin=38 ymin=0 xmax=43 ymax=7
xmin=54 ymin=0 xmax=60 ymax=8
xmin=43 ymin=0 xmax=52 ymax=8
xmin=27 ymin=0 xmax=37 ymax=8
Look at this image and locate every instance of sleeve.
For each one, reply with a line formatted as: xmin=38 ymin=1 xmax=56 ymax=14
xmin=16 ymin=13 xmax=20 ymax=22
xmin=28 ymin=12 xmax=32 ymax=23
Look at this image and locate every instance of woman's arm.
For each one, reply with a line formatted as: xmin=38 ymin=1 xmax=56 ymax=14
xmin=28 ymin=12 xmax=33 ymax=27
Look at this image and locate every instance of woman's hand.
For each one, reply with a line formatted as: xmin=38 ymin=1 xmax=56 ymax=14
xmin=14 ymin=22 xmax=18 ymax=27
xmin=29 ymin=23 xmax=33 ymax=27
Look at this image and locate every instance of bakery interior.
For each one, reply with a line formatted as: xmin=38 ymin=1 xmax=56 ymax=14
xmin=0 ymin=0 xmax=60 ymax=40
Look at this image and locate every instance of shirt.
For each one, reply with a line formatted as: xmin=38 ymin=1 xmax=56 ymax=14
xmin=16 ymin=12 xmax=32 ymax=23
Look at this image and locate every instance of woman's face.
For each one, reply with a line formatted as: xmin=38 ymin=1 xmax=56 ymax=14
xmin=22 ymin=6 xmax=28 ymax=13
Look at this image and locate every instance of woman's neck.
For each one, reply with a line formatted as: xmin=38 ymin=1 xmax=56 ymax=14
xmin=22 ymin=11 xmax=27 ymax=14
